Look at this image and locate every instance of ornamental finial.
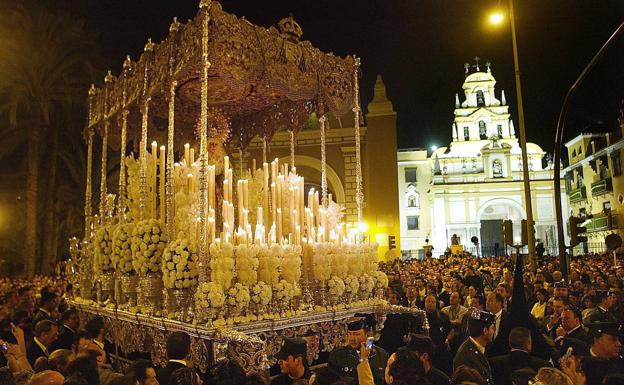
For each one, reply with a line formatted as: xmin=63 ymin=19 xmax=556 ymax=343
xmin=104 ymin=70 xmax=113 ymax=83
xmin=170 ymin=17 xmax=181 ymax=33
xmin=144 ymin=38 xmax=155 ymax=52
xmin=123 ymin=55 xmax=132 ymax=71
xmin=88 ymin=84 xmax=97 ymax=97
xmin=199 ymin=0 xmax=211 ymax=10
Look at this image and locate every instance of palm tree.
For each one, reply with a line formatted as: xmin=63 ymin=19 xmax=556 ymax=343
xmin=0 ymin=1 xmax=99 ymax=276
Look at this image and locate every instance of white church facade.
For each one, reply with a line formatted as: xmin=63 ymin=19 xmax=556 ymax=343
xmin=398 ymin=61 xmax=569 ymax=257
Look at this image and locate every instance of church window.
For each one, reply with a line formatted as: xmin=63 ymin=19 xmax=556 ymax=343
xmin=407 ymin=216 xmax=419 ymax=230
xmin=404 ymin=168 xmax=417 ymax=183
xmin=497 ymin=125 xmax=503 ymax=138
xmin=464 ymin=127 xmax=470 ymax=141
xmin=479 ymin=121 xmax=487 ymax=139
xmin=476 ymin=90 xmax=485 ymax=107
xmin=572 ymin=149 xmax=577 ymax=158
xmin=492 ymin=159 xmax=503 ymax=178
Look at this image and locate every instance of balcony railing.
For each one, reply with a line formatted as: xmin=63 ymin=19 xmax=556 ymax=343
xmin=590 ymin=177 xmax=613 ymax=196
xmin=585 ymin=212 xmax=619 ymax=232
xmin=568 ymin=186 xmax=587 ymax=203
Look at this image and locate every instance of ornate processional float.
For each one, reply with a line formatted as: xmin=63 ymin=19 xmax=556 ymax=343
xmin=67 ymin=0 xmax=425 ymax=372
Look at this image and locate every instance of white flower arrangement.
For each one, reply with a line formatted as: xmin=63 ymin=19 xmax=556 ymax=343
xmin=94 ymin=225 xmax=116 ymax=273
xmin=125 ymin=155 xmax=155 ymax=222
xmin=344 ymin=274 xmax=360 ymax=294
xmin=364 ymin=243 xmax=379 ymax=274
xmin=257 ymin=244 xmax=281 ymax=285
xmin=346 ymin=244 xmax=364 ymax=276
xmin=162 ymin=237 xmax=199 ymax=289
xmin=234 ymin=244 xmax=259 ymax=286
xmin=372 ymin=271 xmax=389 ymax=290
xmin=209 ymin=241 xmax=235 ymax=289
xmin=250 ymin=281 xmax=272 ymax=306
xmin=281 ymin=244 xmax=302 ymax=284
xmin=195 ymin=282 xmax=225 ymax=310
xmin=130 ymin=219 xmax=167 ymax=275
xmin=312 ymin=243 xmax=332 ymax=282
xmin=359 ymin=274 xmax=375 ymax=294
xmin=111 ymin=223 xmax=136 ymax=274
xmin=330 ymin=247 xmax=348 ymax=279
xmin=328 ymin=276 xmax=346 ymax=297
xmin=273 ymin=280 xmax=295 ymax=302
xmin=226 ymin=282 xmax=250 ymax=310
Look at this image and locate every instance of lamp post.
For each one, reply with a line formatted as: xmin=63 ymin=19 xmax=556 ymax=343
xmin=490 ymin=0 xmax=536 ymax=269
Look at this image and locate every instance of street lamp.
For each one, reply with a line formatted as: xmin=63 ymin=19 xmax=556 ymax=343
xmin=489 ymin=0 xmax=536 ymax=270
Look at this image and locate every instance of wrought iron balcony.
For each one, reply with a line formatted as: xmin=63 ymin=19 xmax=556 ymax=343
xmin=568 ymin=186 xmax=587 ymax=203
xmin=585 ymin=212 xmax=619 ymax=232
xmin=590 ymin=177 xmax=613 ymax=196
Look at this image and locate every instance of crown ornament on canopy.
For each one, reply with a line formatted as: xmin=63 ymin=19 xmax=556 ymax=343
xmin=278 ymin=15 xmax=303 ymax=41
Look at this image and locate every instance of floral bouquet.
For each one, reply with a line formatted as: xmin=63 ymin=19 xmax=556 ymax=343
xmin=358 ymin=274 xmax=375 ymax=301
xmin=257 ymin=244 xmax=281 ymax=285
xmin=327 ymin=276 xmax=346 ymax=306
xmin=273 ymin=280 xmax=295 ymax=313
xmin=111 ymin=223 xmax=136 ymax=275
xmin=94 ymin=225 xmax=116 ymax=274
xmin=363 ymin=244 xmax=379 ymax=274
xmin=226 ymin=282 xmax=250 ymax=317
xmin=371 ymin=270 xmax=388 ymax=300
xmin=281 ymin=244 xmax=302 ymax=284
xmin=250 ymin=281 xmax=272 ymax=314
xmin=330 ymin=248 xmax=349 ymax=279
xmin=343 ymin=274 xmax=360 ymax=303
xmin=371 ymin=271 xmax=389 ymax=290
xmin=162 ymin=237 xmax=199 ymax=290
xmin=312 ymin=244 xmax=332 ymax=282
xmin=209 ymin=241 xmax=235 ymax=290
xmin=235 ymin=244 xmax=259 ymax=287
xmin=195 ymin=282 xmax=225 ymax=324
xmin=346 ymin=244 xmax=364 ymax=276
xmin=131 ymin=219 xmax=167 ymax=275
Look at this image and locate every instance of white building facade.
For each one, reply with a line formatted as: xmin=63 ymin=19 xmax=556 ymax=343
xmin=398 ymin=62 xmax=569 ymax=257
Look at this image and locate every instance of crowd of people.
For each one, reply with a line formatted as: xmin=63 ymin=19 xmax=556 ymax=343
xmin=0 ymin=252 xmax=623 ymax=385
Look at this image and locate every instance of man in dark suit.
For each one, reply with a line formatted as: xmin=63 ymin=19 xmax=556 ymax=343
xmin=402 ymin=334 xmax=450 ymax=385
xmin=588 ymin=291 xmax=619 ymax=324
xmin=554 ymin=308 xmax=587 ymax=347
xmin=27 ymin=320 xmax=58 ymax=366
xmin=32 ymin=291 xmax=59 ymax=326
xmin=85 ymin=316 xmax=116 ymax=359
xmin=485 ymin=292 xmax=508 ymax=357
xmin=453 ymin=310 xmax=495 ymax=385
xmin=489 ymin=327 xmax=551 ymax=385
xmin=51 ymin=309 xmax=80 ymax=351
xmin=156 ymin=331 xmax=191 ymax=385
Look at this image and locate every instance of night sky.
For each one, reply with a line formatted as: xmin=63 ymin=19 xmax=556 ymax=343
xmin=64 ymin=0 xmax=624 ymax=154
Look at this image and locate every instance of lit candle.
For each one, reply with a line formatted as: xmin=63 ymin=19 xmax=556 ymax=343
xmin=190 ymin=147 xmax=195 ymax=165
xmin=187 ymin=173 xmax=193 ymax=195
xmin=208 ymin=165 xmax=215 ymax=210
xmin=184 ymin=143 xmax=190 ymax=166
xmin=257 ymin=206 xmax=263 ymax=226
xmin=224 ymin=156 xmax=229 ymax=173
xmin=263 ymin=162 xmax=269 ymax=226
xmin=271 ymin=182 xmax=277 ymax=227
xmin=276 ymin=208 xmax=282 ymax=242
xmin=159 ymin=145 xmax=166 ymax=222
xmin=151 ymin=141 xmax=158 ymax=219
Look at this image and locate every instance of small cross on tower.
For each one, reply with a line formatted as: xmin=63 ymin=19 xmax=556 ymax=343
xmin=474 ymin=56 xmax=480 ymax=71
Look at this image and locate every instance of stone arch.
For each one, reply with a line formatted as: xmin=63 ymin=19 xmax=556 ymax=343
xmin=277 ymin=154 xmax=346 ymax=204
xmin=476 ymin=197 xmax=526 ymax=221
